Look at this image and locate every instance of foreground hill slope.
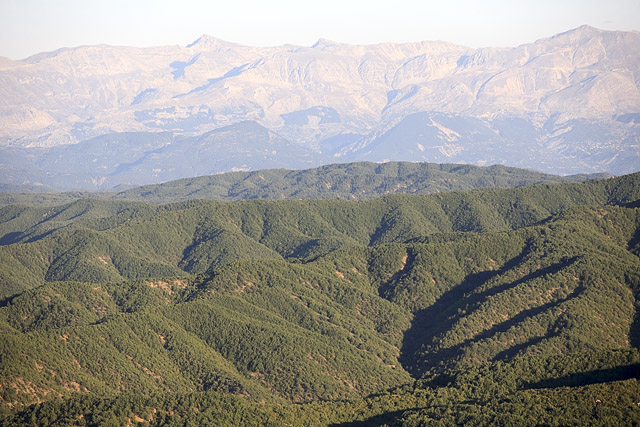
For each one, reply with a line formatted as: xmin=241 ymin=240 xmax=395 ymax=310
xmin=0 ymin=172 xmax=639 ymax=425
xmin=1 ymin=203 xmax=639 ymax=407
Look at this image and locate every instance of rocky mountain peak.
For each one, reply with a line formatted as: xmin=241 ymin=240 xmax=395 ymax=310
xmin=311 ymin=38 xmax=343 ymax=50
xmin=0 ymin=26 xmax=638 ymax=186
xmin=187 ymin=34 xmax=240 ymax=50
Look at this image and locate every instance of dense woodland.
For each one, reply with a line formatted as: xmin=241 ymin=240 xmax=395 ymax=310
xmin=0 ymin=165 xmax=639 ymax=425
xmin=0 ymin=161 xmax=607 ymax=206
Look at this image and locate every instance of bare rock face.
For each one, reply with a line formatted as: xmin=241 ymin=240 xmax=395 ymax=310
xmin=0 ymin=26 xmax=639 ymax=188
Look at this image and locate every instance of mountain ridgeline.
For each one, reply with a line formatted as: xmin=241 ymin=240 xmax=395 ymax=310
xmin=0 ymin=161 xmax=607 ymax=206
xmin=1 ymin=26 xmax=639 ymax=190
xmin=0 ymin=171 xmax=639 ymax=425
xmin=112 ymin=161 xmax=609 ymax=203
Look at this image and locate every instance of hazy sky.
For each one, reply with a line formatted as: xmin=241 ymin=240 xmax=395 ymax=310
xmin=1 ymin=0 xmax=639 ymax=59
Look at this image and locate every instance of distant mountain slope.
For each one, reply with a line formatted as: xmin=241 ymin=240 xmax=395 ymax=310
xmin=0 ymin=161 xmax=610 ymax=206
xmin=338 ymin=111 xmax=640 ymax=175
xmin=0 ymin=25 xmax=638 ymax=188
xmin=0 ymin=123 xmax=325 ymax=190
xmin=2 ymin=25 xmax=638 ymax=148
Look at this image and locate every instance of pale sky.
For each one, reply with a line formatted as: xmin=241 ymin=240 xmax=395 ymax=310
xmin=1 ymin=0 xmax=639 ymax=60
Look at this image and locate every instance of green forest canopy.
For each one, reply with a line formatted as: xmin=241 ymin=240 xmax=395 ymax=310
xmin=0 ymin=170 xmax=638 ymax=425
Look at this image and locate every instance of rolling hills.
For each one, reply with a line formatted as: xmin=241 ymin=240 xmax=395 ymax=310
xmin=0 ymin=171 xmax=639 ymax=425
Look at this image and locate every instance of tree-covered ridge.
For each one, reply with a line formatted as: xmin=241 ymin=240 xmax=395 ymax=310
xmin=1 ymin=205 xmax=639 ymax=424
xmin=113 ymin=161 xmax=610 ymax=202
xmin=0 ymin=161 xmax=609 ymax=207
xmin=0 ymin=172 xmax=639 ymax=425
xmin=0 ymin=172 xmax=637 ymax=300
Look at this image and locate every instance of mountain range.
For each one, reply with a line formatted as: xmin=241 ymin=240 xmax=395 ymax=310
xmin=1 ymin=25 xmax=639 ymax=189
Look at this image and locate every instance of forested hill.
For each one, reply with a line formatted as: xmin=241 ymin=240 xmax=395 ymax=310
xmin=0 ymin=172 xmax=639 ymax=425
xmin=111 ymin=162 xmax=608 ymax=203
xmin=0 ymin=172 xmax=637 ymax=299
xmin=0 ymin=161 xmax=609 ymax=206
